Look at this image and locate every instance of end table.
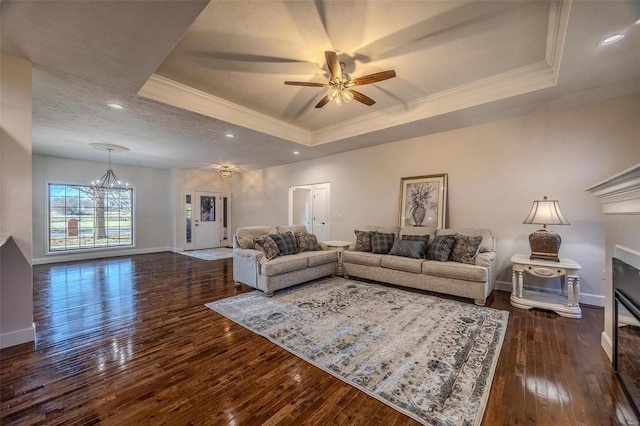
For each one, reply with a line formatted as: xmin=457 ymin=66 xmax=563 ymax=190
xmin=323 ymin=240 xmax=352 ymax=276
xmin=510 ymin=254 xmax=582 ymax=319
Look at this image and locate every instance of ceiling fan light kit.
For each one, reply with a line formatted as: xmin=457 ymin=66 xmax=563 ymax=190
xmin=285 ymin=51 xmax=396 ymax=109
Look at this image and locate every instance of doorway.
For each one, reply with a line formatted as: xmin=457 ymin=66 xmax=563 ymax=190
xmin=289 ymin=183 xmax=330 ymax=242
xmin=184 ymin=191 xmax=229 ymax=250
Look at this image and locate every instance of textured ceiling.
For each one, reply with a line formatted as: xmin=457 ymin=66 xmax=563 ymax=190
xmin=1 ymin=1 xmax=639 ymax=172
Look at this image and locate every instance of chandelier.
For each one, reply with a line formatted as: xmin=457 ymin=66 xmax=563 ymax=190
xmin=220 ymin=166 xmax=232 ymax=179
xmin=92 ymin=148 xmax=128 ymax=190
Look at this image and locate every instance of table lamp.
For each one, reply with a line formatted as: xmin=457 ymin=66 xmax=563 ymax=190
xmin=523 ymin=196 xmax=570 ymax=262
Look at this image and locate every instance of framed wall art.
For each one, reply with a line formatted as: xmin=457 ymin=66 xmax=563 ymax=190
xmin=399 ymin=174 xmax=448 ymax=229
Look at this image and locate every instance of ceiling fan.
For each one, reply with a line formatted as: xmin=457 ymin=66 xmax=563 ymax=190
xmin=284 ymin=51 xmax=396 ymax=108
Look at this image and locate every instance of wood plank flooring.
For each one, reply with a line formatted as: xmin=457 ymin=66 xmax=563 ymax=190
xmin=1 ymin=252 xmax=638 ymax=425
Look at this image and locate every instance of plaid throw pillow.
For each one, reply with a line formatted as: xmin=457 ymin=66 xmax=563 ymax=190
xmin=389 ymin=239 xmax=426 ymax=259
xmin=450 ymin=234 xmax=483 ymax=264
xmin=402 ymin=234 xmax=430 ymax=258
xmin=269 ymin=231 xmax=299 ymax=255
xmin=295 ymin=232 xmax=319 ymax=252
xmin=253 ymin=235 xmax=280 ymax=260
xmin=426 ymin=235 xmax=456 ymax=262
xmin=371 ymin=231 xmax=395 ymax=254
xmin=354 ymin=230 xmax=372 ymax=252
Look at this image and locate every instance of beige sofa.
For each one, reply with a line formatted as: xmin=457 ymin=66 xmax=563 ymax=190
xmin=232 ymin=225 xmax=337 ymax=296
xmin=342 ymin=226 xmax=496 ymax=305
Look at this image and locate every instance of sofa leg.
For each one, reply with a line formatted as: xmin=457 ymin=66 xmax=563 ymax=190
xmin=343 ymin=272 xmax=349 ymax=279
xmin=474 ymin=299 xmax=485 ymax=306
xmin=265 ymin=291 xmax=274 ymax=297
xmin=234 ymin=281 xmax=241 ymax=288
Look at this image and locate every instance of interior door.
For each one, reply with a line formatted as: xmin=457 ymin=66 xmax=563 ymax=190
xmin=291 ymin=187 xmax=312 ymax=231
xmin=312 ymin=185 xmax=329 ymax=242
xmin=194 ymin=191 xmax=221 ymax=250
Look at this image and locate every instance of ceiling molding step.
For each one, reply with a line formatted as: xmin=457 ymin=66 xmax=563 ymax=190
xmin=586 ymin=163 xmax=640 ymax=215
xmin=137 ymin=74 xmax=313 ymax=146
xmin=310 ymin=61 xmax=557 ymax=146
xmin=545 ymin=0 xmax=572 ymax=82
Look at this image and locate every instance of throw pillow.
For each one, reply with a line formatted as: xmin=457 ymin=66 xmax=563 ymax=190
xmin=269 ymin=231 xmax=299 ymax=255
xmin=450 ymin=234 xmax=483 ymax=264
xmin=371 ymin=231 xmax=395 ymax=254
xmin=295 ymin=232 xmax=319 ymax=252
xmin=388 ymin=239 xmax=426 ymax=259
xmin=354 ymin=230 xmax=372 ymax=252
xmin=402 ymin=234 xmax=431 ymax=258
xmin=426 ymin=235 xmax=456 ymax=262
xmin=253 ymin=235 xmax=280 ymax=260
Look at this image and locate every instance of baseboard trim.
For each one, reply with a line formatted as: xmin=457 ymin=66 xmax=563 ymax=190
xmin=33 ymin=247 xmax=173 ymax=265
xmin=0 ymin=322 xmax=35 ymax=349
xmin=494 ymin=280 xmax=605 ymax=307
xmin=601 ymin=331 xmax=613 ymax=361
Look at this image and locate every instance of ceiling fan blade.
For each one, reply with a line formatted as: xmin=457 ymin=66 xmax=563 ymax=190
xmin=351 ymin=70 xmax=396 ymax=86
xmin=325 ymin=51 xmax=342 ymax=83
xmin=284 ymin=81 xmax=328 ymax=87
xmin=315 ymin=95 xmax=331 ymax=108
xmin=349 ymin=89 xmax=376 ymax=106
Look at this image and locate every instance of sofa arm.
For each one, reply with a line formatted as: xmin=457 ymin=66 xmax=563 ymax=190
xmin=233 ymin=247 xmax=264 ymax=289
xmin=234 ymin=247 xmax=264 ymax=263
xmin=475 ymin=251 xmax=496 ymax=268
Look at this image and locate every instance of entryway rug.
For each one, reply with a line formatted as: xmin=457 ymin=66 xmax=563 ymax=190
xmin=178 ymin=248 xmax=232 ymax=261
xmin=206 ymin=277 xmax=508 ymax=425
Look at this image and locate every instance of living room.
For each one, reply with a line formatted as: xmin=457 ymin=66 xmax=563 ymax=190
xmin=2 ymin=0 xmax=640 ymax=424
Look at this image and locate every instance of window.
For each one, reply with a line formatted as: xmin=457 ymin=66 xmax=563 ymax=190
xmin=48 ymin=183 xmax=134 ymax=252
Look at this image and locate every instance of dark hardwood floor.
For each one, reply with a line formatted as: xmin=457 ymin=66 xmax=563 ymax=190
xmin=1 ymin=252 xmax=638 ymax=425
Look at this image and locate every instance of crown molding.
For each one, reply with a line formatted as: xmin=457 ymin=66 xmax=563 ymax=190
xmin=139 ymin=0 xmax=571 ymax=148
xmin=586 ymin=163 xmax=640 ymax=215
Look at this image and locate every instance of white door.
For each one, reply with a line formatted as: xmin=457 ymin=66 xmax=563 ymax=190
xmin=194 ymin=191 xmax=221 ymax=250
xmin=312 ymin=185 xmax=330 ymax=241
xmin=291 ymin=187 xmax=312 ymax=231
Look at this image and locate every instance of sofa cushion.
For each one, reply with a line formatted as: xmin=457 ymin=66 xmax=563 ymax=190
xmin=260 ymin=255 xmax=309 ymax=276
xmin=381 ymin=255 xmax=423 ymax=273
xmin=302 ymin=250 xmax=338 ymax=266
xmin=401 ymin=234 xmax=431 ymax=258
xmin=295 ymin=232 xmax=320 ymax=252
xmin=450 ymin=234 xmax=483 ymax=264
xmin=436 ymin=228 xmax=494 ymax=253
xmin=276 ymin=224 xmax=309 ymax=235
xmin=253 ymin=235 xmax=281 ymax=260
xmin=426 ymin=234 xmax=456 ymax=261
xmin=342 ymin=251 xmax=382 ymax=267
xmin=365 ymin=225 xmax=400 ymax=238
xmin=422 ymin=260 xmax=488 ymax=282
xmin=237 ymin=226 xmax=274 ymax=249
xmin=354 ymin=230 xmax=372 ymax=252
xmin=399 ymin=227 xmax=436 ymax=239
xmin=270 ymin=231 xmax=299 ymax=255
xmin=371 ymin=231 xmax=395 ymax=254
xmin=388 ymin=239 xmax=426 ymax=259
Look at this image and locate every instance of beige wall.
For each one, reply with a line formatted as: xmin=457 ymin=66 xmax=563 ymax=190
xmin=232 ymin=93 xmax=640 ymax=306
xmin=32 ymin=155 xmax=175 ymax=263
xmin=1 ymin=54 xmax=34 ymax=348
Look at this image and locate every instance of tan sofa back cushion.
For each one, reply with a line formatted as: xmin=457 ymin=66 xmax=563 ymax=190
xmin=236 ymin=226 xmax=276 ymax=249
xmin=276 ymin=224 xmax=309 ymax=235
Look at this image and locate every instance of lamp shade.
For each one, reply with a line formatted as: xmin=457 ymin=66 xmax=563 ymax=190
xmin=522 ymin=196 xmax=570 ymax=226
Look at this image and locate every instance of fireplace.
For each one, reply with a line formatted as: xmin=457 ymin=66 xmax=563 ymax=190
xmin=613 ymin=248 xmax=640 ymax=419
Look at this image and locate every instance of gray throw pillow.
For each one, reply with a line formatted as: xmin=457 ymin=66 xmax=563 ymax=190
xmin=295 ymin=232 xmax=319 ymax=252
xmin=253 ymin=235 xmax=280 ymax=260
xmin=389 ymin=239 xmax=426 ymax=259
xmin=450 ymin=234 xmax=483 ymax=264
xmin=354 ymin=230 xmax=372 ymax=252
xmin=269 ymin=231 xmax=299 ymax=255
xmin=426 ymin=235 xmax=456 ymax=261
xmin=402 ymin=234 xmax=430 ymax=258
xmin=371 ymin=231 xmax=395 ymax=254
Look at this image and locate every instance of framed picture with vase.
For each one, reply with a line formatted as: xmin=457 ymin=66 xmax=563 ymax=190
xmin=399 ymin=174 xmax=447 ymax=229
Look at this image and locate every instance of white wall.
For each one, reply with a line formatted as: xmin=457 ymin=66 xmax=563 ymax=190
xmin=0 ymin=54 xmax=34 ymax=348
xmin=32 ymin=155 xmax=174 ymax=263
xmin=232 ymin=93 xmax=640 ymax=306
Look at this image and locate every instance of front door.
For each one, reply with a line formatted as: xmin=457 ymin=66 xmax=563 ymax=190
xmin=194 ymin=191 xmax=221 ymax=250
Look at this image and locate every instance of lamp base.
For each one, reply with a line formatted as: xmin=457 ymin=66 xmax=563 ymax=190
xmin=528 ymin=228 xmax=561 ymax=262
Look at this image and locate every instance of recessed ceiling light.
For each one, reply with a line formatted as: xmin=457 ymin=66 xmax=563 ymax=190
xmin=107 ymin=103 xmax=125 ymax=110
xmin=600 ymin=34 xmax=624 ymax=46
xmin=293 ymin=151 xmax=300 ymax=155
xmin=225 ymin=132 xmax=235 ymax=138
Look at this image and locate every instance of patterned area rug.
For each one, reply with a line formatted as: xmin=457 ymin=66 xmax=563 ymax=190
xmin=206 ymin=277 xmax=508 ymax=425
xmin=178 ymin=248 xmax=232 ymax=261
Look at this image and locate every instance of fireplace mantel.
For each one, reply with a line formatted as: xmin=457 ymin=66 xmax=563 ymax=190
xmin=586 ymin=163 xmax=640 ymax=214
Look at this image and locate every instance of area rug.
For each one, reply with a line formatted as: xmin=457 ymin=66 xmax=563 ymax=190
xmin=178 ymin=248 xmax=232 ymax=261
xmin=206 ymin=277 xmax=508 ymax=425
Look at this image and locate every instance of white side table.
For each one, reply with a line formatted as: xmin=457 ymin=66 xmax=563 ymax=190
xmin=510 ymin=254 xmax=583 ymax=319
xmin=323 ymin=240 xmax=352 ymax=276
